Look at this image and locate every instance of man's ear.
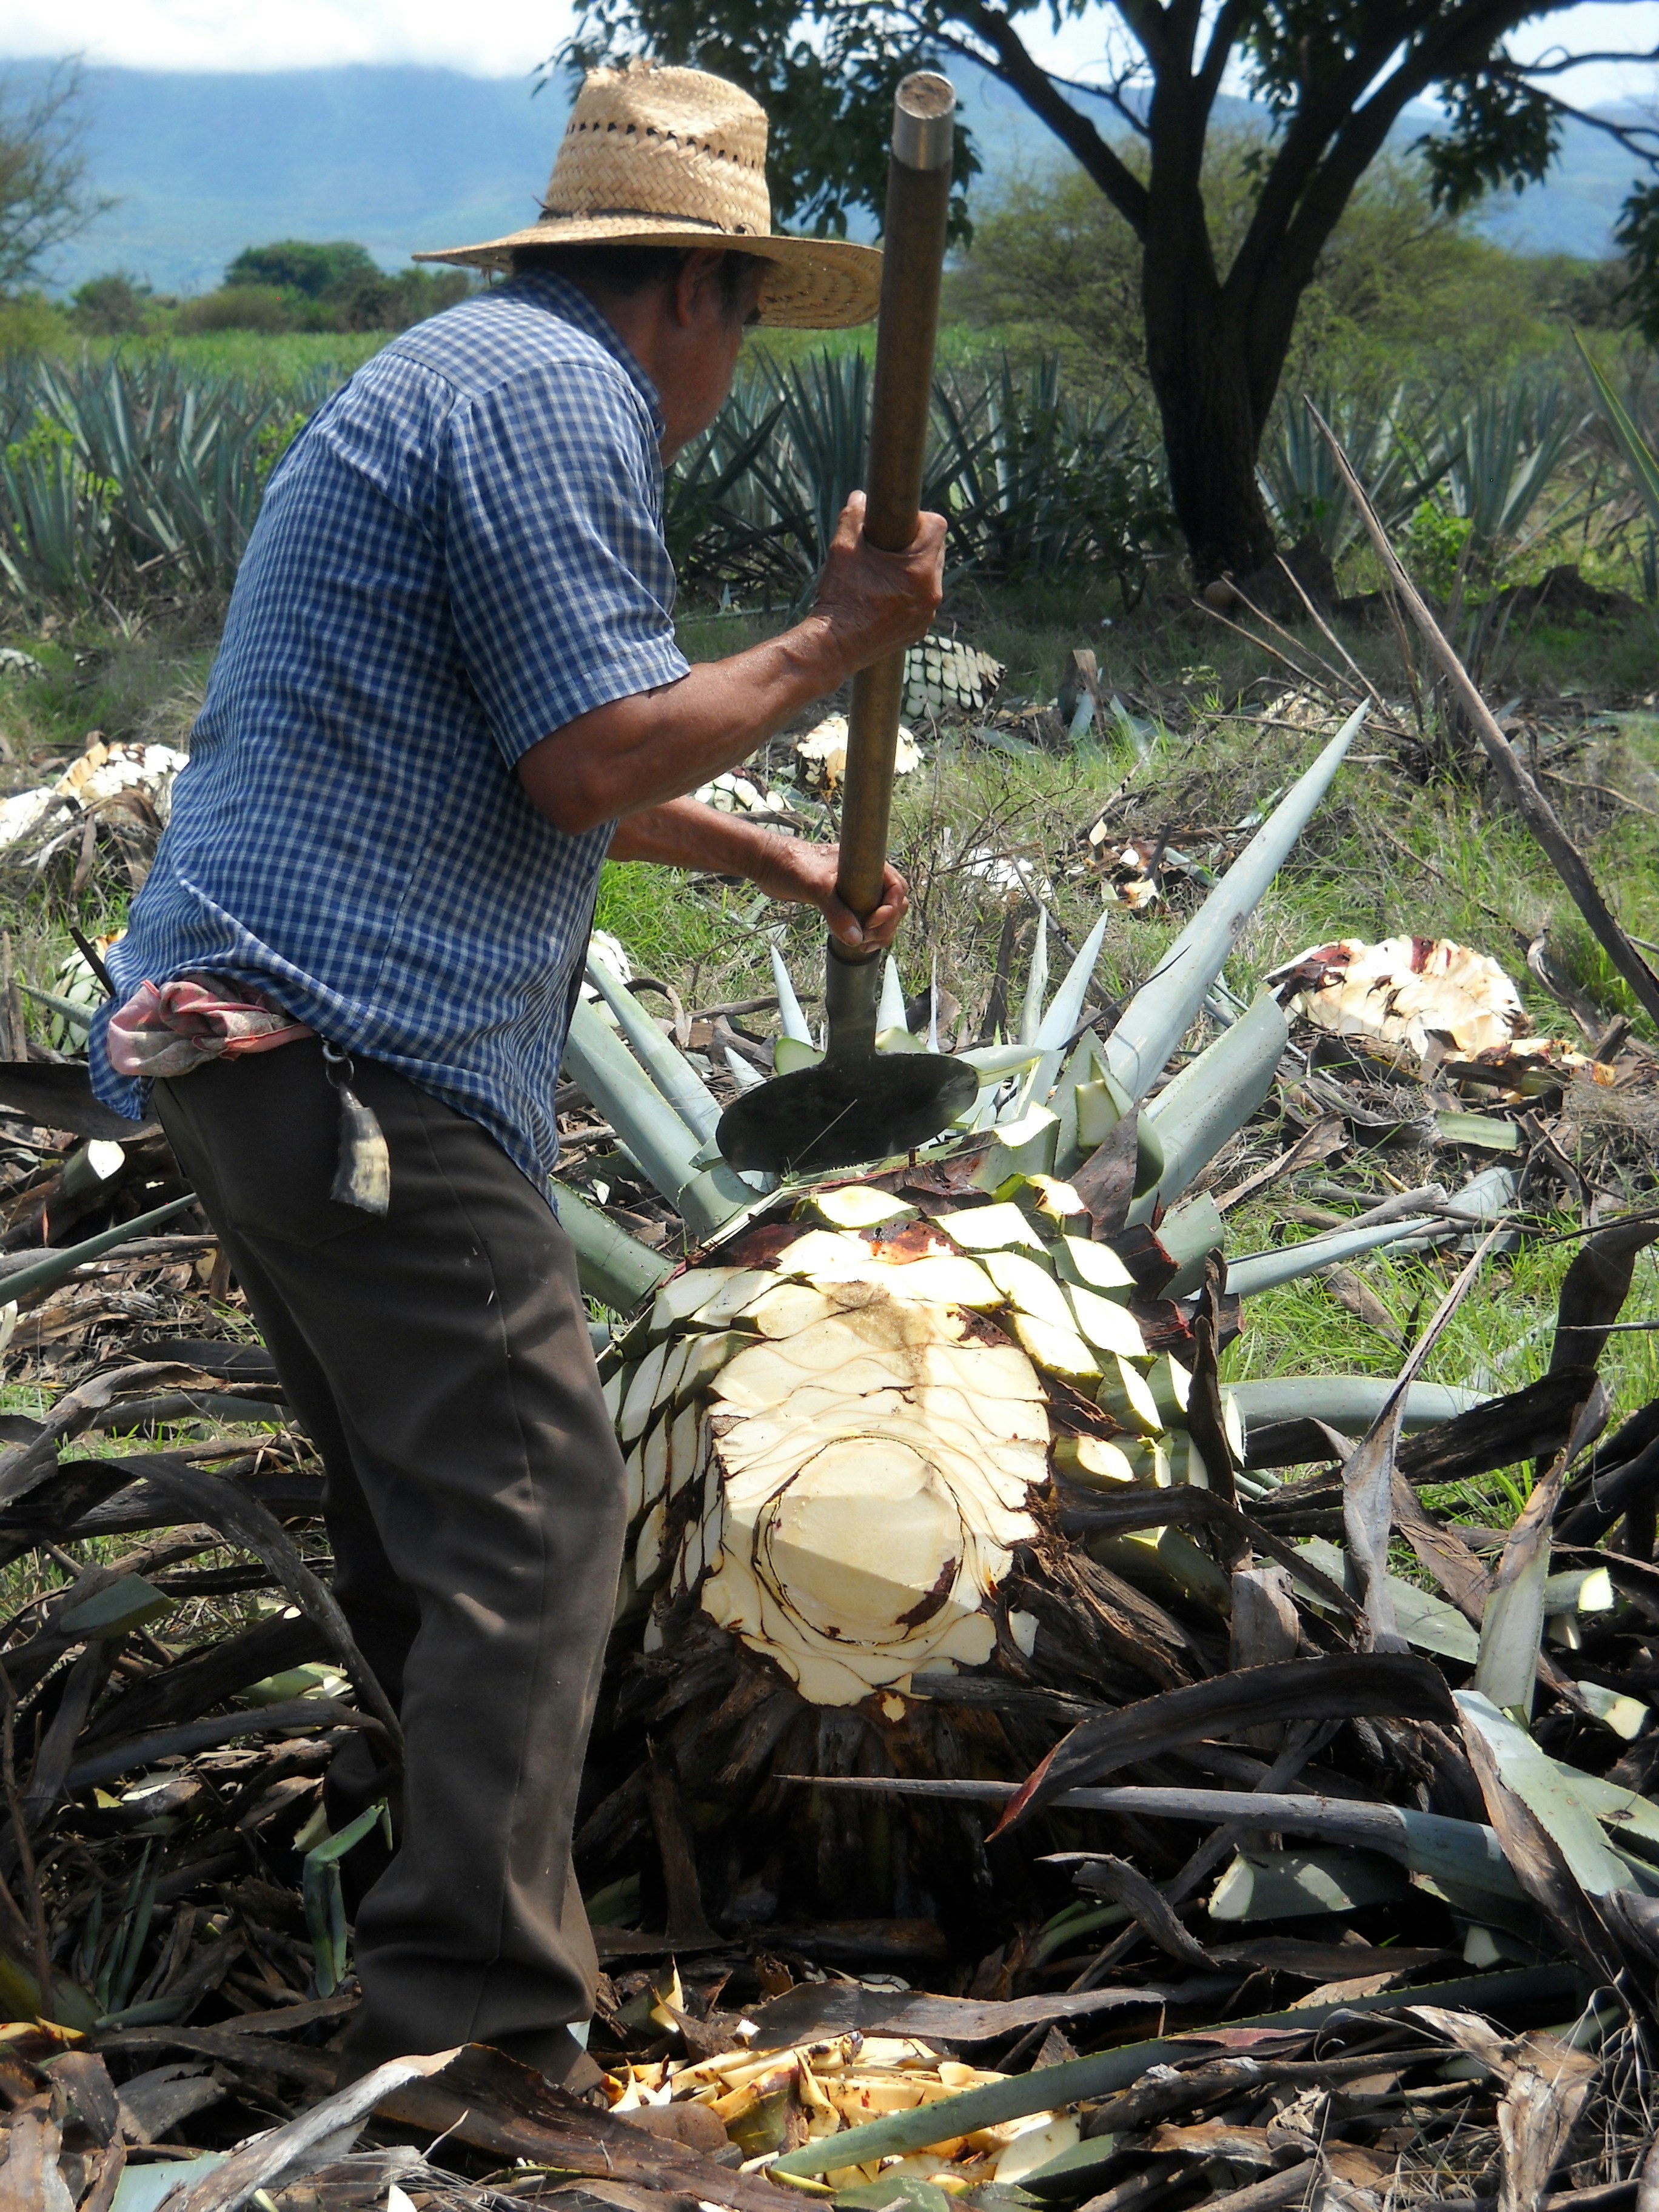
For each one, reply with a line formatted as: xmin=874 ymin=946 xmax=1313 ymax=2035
xmin=674 ymin=250 xmax=726 ymax=328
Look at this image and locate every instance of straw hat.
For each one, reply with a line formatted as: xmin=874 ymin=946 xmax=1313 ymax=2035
xmin=415 ymin=59 xmax=881 ymax=329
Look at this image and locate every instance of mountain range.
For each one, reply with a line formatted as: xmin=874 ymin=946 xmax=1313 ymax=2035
xmin=1 ymin=55 xmax=1639 ymax=297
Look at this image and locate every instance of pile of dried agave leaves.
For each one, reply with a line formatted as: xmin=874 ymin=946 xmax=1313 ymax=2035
xmin=0 ymin=661 xmax=1658 ymax=2212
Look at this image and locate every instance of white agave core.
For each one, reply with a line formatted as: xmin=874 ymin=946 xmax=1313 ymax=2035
xmin=697 ymin=1293 xmax=1045 ymax=1705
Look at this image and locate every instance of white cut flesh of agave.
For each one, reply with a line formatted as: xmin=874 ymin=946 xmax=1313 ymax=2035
xmin=773 ymin=1230 xmax=999 ymax=1309
xmin=982 ymin=1249 xmax=1075 ymax=1334
xmin=602 ymin=1367 xmax=625 ymax=1422
xmin=654 ymin=1338 xmax=692 ymax=1414
xmin=1168 ymin=1432 xmax=1210 ymax=1488
xmin=931 ymin=1202 xmax=1047 ymax=1253
xmin=975 ymin=1107 xmax=1059 ymax=1187
xmin=635 ymin=1498 xmax=668 ymax=1587
xmin=695 ymin=1269 xmax=780 ymax=1327
xmin=1147 ymin=1352 xmax=1193 ymax=1430
xmin=1024 ymin=1175 xmax=1087 ymax=1224
xmin=620 ymin=1343 xmax=669 ymax=1444
xmin=642 ymin=1414 xmax=671 ymax=1513
xmin=1066 ymin=1283 xmax=1148 ymax=1360
xmin=1008 ymin=1312 xmax=1099 ymax=1389
xmin=649 ymin=1267 xmax=745 ymax=1339
xmin=1052 ymin=1434 xmax=1139 ymax=1487
xmin=675 ymin=1330 xmax=745 ymax=1406
xmin=692 ymin=1290 xmax=1045 ymax=1704
xmin=1054 ymin=1235 xmax=1136 ymax=1298
xmin=668 ymin=1403 xmax=703 ymax=1499
xmin=1097 ymin=1353 xmax=1163 ymax=1435
xmin=624 ymin=1440 xmax=646 ymax=1524
xmin=742 ymin=1281 xmax=849 ymax=1338
xmin=811 ymin=1186 xmax=917 ymax=1230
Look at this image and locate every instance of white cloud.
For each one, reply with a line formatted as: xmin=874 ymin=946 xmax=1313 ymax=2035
xmin=2 ymin=0 xmax=575 ymax=76
xmin=2 ymin=0 xmax=1653 ymax=106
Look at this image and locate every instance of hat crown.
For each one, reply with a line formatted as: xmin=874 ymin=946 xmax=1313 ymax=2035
xmin=543 ymin=60 xmax=772 ymax=239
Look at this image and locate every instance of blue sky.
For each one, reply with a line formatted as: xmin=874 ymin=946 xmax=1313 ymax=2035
xmin=8 ymin=0 xmax=1657 ymax=106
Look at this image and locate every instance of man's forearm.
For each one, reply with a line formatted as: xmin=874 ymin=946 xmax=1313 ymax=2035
xmin=606 ymin=795 xmax=795 ymax=878
xmin=527 ymin=618 xmax=845 ymax=836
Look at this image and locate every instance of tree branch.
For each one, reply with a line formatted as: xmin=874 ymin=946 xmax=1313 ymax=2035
xmin=956 ymin=0 xmax=1153 ymax=233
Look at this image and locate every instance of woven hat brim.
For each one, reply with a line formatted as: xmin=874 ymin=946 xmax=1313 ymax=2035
xmin=413 ymin=220 xmax=880 ymax=329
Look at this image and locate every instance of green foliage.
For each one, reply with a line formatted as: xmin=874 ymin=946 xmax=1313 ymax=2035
xmin=225 ymin=239 xmax=380 ymax=298
xmin=668 ymin=347 xmax=1175 ymax=603
xmin=950 ymin=149 xmax=1618 ymax=404
xmin=0 ymin=61 xmax=110 ymax=295
xmin=178 ymin=283 xmax=292 ymax=337
xmin=1401 ymin=500 xmax=1474 ymax=599
xmin=69 ymin=272 xmax=153 ymax=337
xmin=0 ymin=353 xmax=331 ymax=602
xmin=181 ymin=241 xmax=473 ymax=337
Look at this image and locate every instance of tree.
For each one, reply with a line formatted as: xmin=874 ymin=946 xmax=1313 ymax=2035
xmin=549 ymin=0 xmax=1659 ymax=578
xmin=69 ymin=270 xmax=152 ymax=335
xmin=224 ymin=240 xmax=380 ymax=299
xmin=0 ymin=61 xmax=110 ymax=297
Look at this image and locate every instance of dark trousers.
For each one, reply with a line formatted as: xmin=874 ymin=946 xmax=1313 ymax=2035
xmin=154 ymin=1041 xmax=627 ymax=2081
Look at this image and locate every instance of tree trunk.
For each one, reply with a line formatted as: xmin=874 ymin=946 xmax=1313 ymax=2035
xmin=1142 ymin=252 xmax=1279 ymax=582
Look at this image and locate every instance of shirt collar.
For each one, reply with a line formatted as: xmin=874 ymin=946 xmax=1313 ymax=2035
xmin=501 ymin=270 xmax=666 ymax=442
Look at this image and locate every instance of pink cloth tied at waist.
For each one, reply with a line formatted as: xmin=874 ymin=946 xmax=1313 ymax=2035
xmin=107 ymin=974 xmax=314 ymax=1081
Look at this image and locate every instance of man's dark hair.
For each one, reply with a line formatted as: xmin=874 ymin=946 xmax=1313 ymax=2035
xmin=509 ymin=243 xmax=763 ymax=318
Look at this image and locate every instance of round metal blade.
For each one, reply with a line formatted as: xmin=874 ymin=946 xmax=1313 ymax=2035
xmin=716 ymin=1053 xmax=978 ymax=1175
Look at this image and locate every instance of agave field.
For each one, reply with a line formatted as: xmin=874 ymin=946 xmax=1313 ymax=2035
xmin=0 ymin=346 xmax=1651 ymax=2205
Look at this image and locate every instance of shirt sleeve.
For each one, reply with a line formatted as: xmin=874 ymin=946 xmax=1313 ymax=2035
xmin=443 ymin=351 xmax=691 ymax=767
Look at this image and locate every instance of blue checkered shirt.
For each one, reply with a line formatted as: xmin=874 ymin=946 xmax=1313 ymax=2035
xmin=91 ymin=273 xmax=689 ymax=1194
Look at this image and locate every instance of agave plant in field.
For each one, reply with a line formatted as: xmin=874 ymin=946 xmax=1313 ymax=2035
xmin=554 ymin=705 xmax=1555 ymax=1919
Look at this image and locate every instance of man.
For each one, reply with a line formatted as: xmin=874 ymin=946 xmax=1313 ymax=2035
xmin=91 ymin=60 xmax=945 ymax=2086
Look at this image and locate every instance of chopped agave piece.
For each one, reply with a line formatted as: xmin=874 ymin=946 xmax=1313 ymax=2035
xmin=1147 ymin=1352 xmax=1193 ymax=1430
xmin=1053 ymin=1235 xmax=1136 ymax=1299
xmin=635 ymin=1499 xmax=668 ymax=1587
xmin=930 ymin=1201 xmax=1047 ymax=1254
xmin=1022 ymin=1174 xmax=1087 ymax=1224
xmin=653 ymin=1338 xmax=692 ymax=1412
xmin=1096 ymin=1353 xmax=1163 ymax=1435
xmin=624 ymin=1439 xmax=646 ymax=1523
xmin=982 ymin=1250 xmax=1075 ymax=1333
xmin=1066 ymin=1283 xmax=1147 ymax=1361
xmin=620 ymin=1343 xmax=669 ymax=1444
xmin=974 ymin=1105 xmax=1060 ymax=1188
xmin=695 ymin=1269 xmax=779 ymax=1326
xmin=1168 ymin=1432 xmax=1210 ymax=1488
xmin=649 ymin=1266 xmax=745 ymax=1340
xmin=1093 ymin=1521 xmax=1229 ymax=1609
xmin=1052 ymin=1434 xmax=1139 ymax=1488
xmin=1009 ymin=1312 xmax=1099 ymax=1387
xmin=667 ymin=1403 xmax=703 ymax=1499
xmin=642 ymin=1414 xmax=671 ymax=1513
xmin=809 ymin=1186 xmax=917 ymax=1230
xmin=675 ymin=1330 xmax=745 ymax=1406
xmin=602 ymin=1367 xmax=626 ymax=1423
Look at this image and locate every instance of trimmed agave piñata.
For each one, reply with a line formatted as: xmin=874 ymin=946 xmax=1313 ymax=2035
xmin=560 ymin=709 xmax=1513 ymax=1917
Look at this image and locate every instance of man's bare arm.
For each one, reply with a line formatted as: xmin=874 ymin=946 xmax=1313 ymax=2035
xmin=608 ymin=797 xmax=907 ymax=951
xmin=517 ymin=492 xmax=943 ymax=838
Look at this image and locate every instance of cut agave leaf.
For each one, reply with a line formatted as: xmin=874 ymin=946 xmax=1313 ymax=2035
xmin=1052 ymin=1435 xmax=1140 ymax=1487
xmin=1091 ymin=1521 xmax=1230 ymax=1610
xmin=771 ymin=944 xmax=813 ymax=1044
xmin=1054 ymin=1235 xmax=1136 ymax=1299
xmin=675 ymin=1330 xmax=745 ymax=1406
xmin=1096 ymin=1355 xmax=1164 ymax=1435
xmin=635 ymin=1499 xmax=668 ymax=1587
xmin=1146 ymin=1353 xmax=1192 ymax=1430
xmin=982 ymin=1249 xmax=1076 ymax=1333
xmin=649 ymin=1267 xmax=745 ymax=1340
xmin=1456 ymin=1689 xmax=1637 ymax=1897
xmin=931 ymin=1202 xmax=1047 ymax=1253
xmin=774 ymin=1035 xmax=825 ymax=1075
xmin=620 ymin=1342 xmax=670 ymax=1445
xmin=811 ymin=1187 xmax=917 ymax=1230
xmin=1103 ymin=706 xmax=1365 ymax=1104
xmin=1208 ymin=1848 xmax=1405 ymax=1921
xmin=1578 ymin=1683 xmax=1649 ymax=1740
xmin=1010 ymin=1312 xmax=1100 ymax=1388
xmin=977 ymin=1105 xmax=1061 ymax=1182
xmin=1293 ymin=1537 xmax=1479 ymax=1666
xmin=1019 ymin=908 xmax=1050 ymax=1048
xmin=1066 ymin=1283 xmax=1147 ymax=1361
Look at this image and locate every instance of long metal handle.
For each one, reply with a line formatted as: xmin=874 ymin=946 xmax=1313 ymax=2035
xmin=831 ymin=70 xmax=955 ymax=942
